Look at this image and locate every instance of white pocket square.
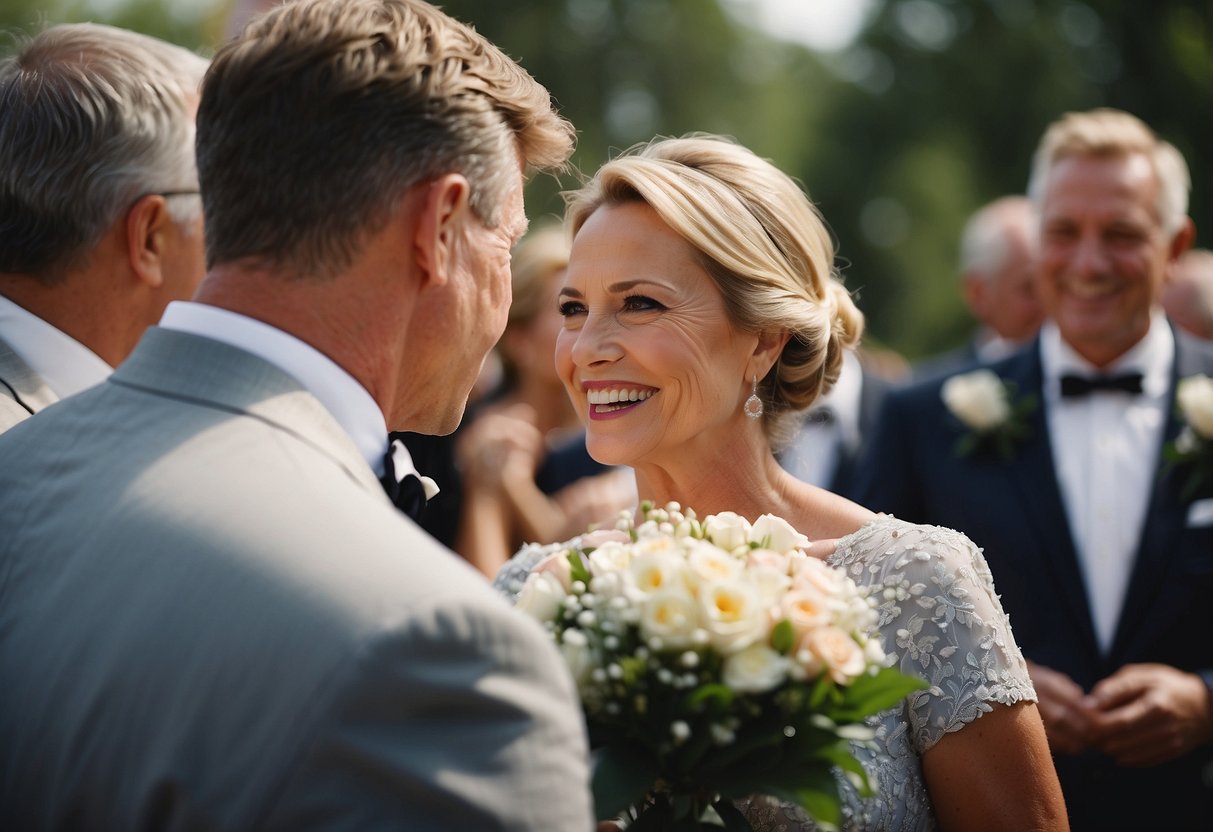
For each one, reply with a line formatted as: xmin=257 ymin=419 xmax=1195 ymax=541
xmin=1186 ymin=497 xmax=1213 ymax=528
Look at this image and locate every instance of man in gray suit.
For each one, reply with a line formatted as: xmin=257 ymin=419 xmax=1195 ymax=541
xmin=0 ymin=24 xmax=208 ymax=431
xmin=0 ymin=1 xmax=594 ymax=829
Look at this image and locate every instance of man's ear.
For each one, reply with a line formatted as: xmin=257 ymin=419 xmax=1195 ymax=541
xmin=961 ymin=274 xmax=986 ymax=318
xmin=748 ymin=328 xmax=791 ymax=381
xmin=125 ymin=194 xmax=172 ymax=289
xmin=413 ymin=174 xmax=472 ymax=290
xmin=1168 ymin=216 xmax=1196 ymax=262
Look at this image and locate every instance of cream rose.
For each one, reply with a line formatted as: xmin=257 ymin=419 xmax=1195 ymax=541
xmin=515 ymin=571 xmax=565 ymax=623
xmin=941 ymin=369 xmax=1010 ymax=431
xmin=639 ymin=587 xmax=700 ymax=648
xmin=721 ymin=643 xmax=790 ymax=693
xmin=531 ymin=549 xmax=574 ymax=592
xmin=628 ymin=551 xmax=687 ymax=596
xmin=797 ymin=626 xmax=868 ymax=685
xmin=749 ymin=514 xmax=810 ymax=553
xmin=686 ymin=540 xmax=744 ymax=586
xmin=1177 ymin=374 xmax=1213 ymax=439
xmin=781 ymin=586 xmax=833 ymax=638
xmin=698 ymin=580 xmax=769 ymax=653
xmin=704 ymin=511 xmax=752 ymax=552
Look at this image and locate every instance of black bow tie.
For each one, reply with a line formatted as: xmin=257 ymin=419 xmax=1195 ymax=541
xmin=380 ymin=446 xmax=427 ymax=522
xmin=1059 ymin=372 xmax=1144 ymax=398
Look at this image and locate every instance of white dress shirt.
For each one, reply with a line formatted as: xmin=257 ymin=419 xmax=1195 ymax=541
xmin=1040 ymin=310 xmax=1172 ymax=653
xmin=0 ymin=293 xmax=112 ymax=398
xmin=782 ymin=350 xmax=863 ymax=489
xmin=160 ymin=301 xmax=425 ymax=484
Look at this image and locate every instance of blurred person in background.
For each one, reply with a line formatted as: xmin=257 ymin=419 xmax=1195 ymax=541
xmin=456 ymin=223 xmax=636 ymax=576
xmin=858 ymin=108 xmax=1213 ymax=831
xmin=0 ymin=23 xmax=208 ymax=432
xmin=913 ymin=195 xmax=1043 ymax=381
xmin=1162 ymin=248 xmax=1213 ymax=340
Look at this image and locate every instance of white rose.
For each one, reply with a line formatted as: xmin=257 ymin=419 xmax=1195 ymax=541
xmin=588 ymin=541 xmax=632 ymax=576
xmin=515 ymin=571 xmax=566 ymax=623
xmin=698 ymin=580 xmax=769 ymax=653
xmin=578 ymin=528 xmax=632 ymax=551
xmin=797 ymin=626 xmax=867 ymax=685
xmin=1177 ymin=374 xmax=1213 ymax=439
xmin=639 ymin=587 xmax=700 ymax=649
xmin=722 ymin=643 xmax=790 ymax=693
xmin=749 ymin=514 xmax=810 ymax=554
xmin=704 ymin=511 xmax=752 ymax=552
xmin=941 ymin=369 xmax=1010 ymax=431
xmin=628 ymin=551 xmax=687 ymax=596
xmin=686 ymin=540 xmax=744 ymax=586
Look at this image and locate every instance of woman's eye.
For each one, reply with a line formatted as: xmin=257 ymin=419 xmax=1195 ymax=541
xmin=558 ymin=300 xmax=586 ymax=317
xmin=622 ymin=294 xmax=664 ymax=312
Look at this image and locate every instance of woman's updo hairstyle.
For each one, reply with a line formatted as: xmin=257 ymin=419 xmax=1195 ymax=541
xmin=564 ymin=134 xmax=863 ymax=450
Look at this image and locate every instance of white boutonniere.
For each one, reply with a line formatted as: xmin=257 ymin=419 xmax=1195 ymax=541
xmin=941 ymin=369 xmax=1036 ymax=460
xmin=1163 ymin=374 xmax=1213 ymax=500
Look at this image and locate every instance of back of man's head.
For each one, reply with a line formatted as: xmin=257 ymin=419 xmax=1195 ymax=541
xmin=0 ymin=23 xmax=208 ymax=284
xmin=197 ymin=0 xmax=575 ymax=280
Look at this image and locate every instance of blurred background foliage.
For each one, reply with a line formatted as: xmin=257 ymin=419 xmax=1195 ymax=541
xmin=3 ymin=0 xmax=1209 ymax=360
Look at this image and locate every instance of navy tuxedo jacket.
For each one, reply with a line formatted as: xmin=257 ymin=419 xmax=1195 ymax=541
xmin=855 ymin=325 xmax=1213 ymax=831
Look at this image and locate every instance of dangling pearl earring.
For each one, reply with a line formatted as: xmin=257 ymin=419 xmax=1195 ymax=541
xmin=743 ymin=374 xmax=764 ymax=419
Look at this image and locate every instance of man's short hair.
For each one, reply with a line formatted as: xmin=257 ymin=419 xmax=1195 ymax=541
xmin=197 ymin=0 xmax=575 ymax=278
xmin=0 ymin=23 xmax=208 ymax=283
xmin=958 ymin=196 xmax=1036 ymax=280
xmin=1027 ymin=108 xmax=1190 ymax=235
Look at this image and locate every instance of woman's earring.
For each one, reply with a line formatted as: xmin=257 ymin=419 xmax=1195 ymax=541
xmin=743 ymin=374 xmax=764 ymax=419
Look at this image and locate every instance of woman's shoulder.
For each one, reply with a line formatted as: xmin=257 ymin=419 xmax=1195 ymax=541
xmin=830 ymin=515 xmax=993 ymax=587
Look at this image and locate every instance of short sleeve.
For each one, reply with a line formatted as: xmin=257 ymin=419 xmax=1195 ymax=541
xmin=833 ymin=521 xmax=1036 ymax=755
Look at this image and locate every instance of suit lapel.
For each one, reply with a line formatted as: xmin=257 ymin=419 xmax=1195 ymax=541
xmin=1109 ymin=328 xmax=1206 ymax=660
xmin=0 ymin=336 xmax=59 ymax=416
xmin=110 ymin=327 xmax=383 ymax=497
xmin=998 ymin=345 xmax=1102 ymax=656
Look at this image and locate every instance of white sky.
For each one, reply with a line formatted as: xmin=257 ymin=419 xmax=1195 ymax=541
xmin=721 ymin=0 xmax=878 ymax=52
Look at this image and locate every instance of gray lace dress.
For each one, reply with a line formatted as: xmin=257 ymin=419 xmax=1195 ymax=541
xmin=494 ymin=516 xmax=1036 ymax=832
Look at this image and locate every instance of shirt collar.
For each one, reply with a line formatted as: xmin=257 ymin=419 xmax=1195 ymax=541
xmin=159 ymin=300 xmax=410 ymax=479
xmin=0 ymin=293 xmax=112 ymax=399
xmin=808 ymin=349 xmax=863 ymax=445
xmin=1040 ymin=307 xmax=1173 ymax=401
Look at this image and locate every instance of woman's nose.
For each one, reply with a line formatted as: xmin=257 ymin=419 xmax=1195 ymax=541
xmin=569 ymin=312 xmax=624 ymax=368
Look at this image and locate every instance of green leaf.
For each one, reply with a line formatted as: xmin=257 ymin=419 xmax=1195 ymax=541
xmin=815 ymin=744 xmax=873 ymax=797
xmin=591 ymin=746 xmax=659 ymax=821
xmin=687 ymin=682 xmax=735 ymax=713
xmin=567 ymin=548 xmax=592 ymax=587
xmin=834 ymin=667 xmax=927 ymax=720
xmin=770 ymin=618 xmax=795 ymax=654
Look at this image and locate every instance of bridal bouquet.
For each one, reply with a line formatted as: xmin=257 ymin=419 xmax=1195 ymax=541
xmin=511 ymin=502 xmax=925 ymax=830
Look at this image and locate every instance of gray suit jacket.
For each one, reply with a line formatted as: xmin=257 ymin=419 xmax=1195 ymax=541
xmin=0 ymin=335 xmax=58 ymax=431
xmin=0 ymin=327 xmax=593 ymax=831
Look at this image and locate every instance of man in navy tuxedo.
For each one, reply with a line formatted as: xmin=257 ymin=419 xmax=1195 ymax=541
xmin=857 ymin=109 xmax=1213 ymax=831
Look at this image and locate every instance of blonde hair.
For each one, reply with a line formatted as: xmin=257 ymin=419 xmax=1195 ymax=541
xmin=1027 ymin=108 xmax=1190 ymax=234
xmin=198 ymin=0 xmax=575 ymax=276
xmin=564 ymin=135 xmax=863 ymax=451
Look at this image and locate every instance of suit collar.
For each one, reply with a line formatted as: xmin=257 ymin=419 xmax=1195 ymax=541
xmin=110 ymin=327 xmax=383 ymax=496
xmin=0 ymin=335 xmax=59 ymax=416
xmin=993 ymin=341 xmax=1102 ymax=658
xmin=1111 ymin=325 xmax=1213 ymax=659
